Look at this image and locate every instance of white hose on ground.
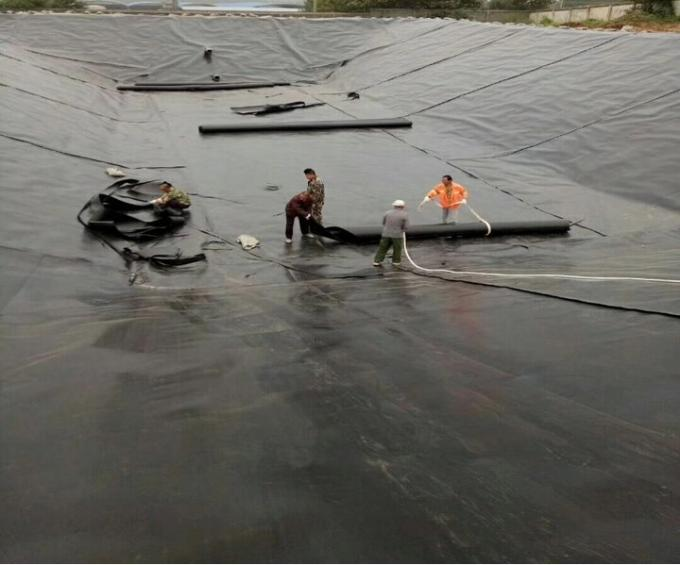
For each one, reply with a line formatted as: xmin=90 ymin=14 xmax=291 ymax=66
xmin=420 ymin=199 xmax=491 ymax=235
xmin=401 ymin=234 xmax=680 ymax=285
xmin=464 ymin=202 xmax=491 ymax=236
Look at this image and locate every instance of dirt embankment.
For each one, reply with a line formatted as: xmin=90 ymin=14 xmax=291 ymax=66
xmin=564 ymin=13 xmax=680 ymax=32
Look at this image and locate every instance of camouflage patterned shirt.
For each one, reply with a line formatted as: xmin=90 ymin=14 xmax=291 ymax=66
xmin=306 ymin=177 xmax=325 ymax=223
xmin=159 ymin=187 xmax=191 ymax=208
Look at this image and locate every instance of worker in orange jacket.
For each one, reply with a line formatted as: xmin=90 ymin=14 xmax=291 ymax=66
xmin=418 ymin=175 xmax=468 ymax=224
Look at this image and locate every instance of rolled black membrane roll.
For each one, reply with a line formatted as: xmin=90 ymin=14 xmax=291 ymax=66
xmin=311 ymin=220 xmax=571 ymax=244
xmin=117 ymin=82 xmax=290 ymax=91
xmin=198 ymin=118 xmax=413 ymax=134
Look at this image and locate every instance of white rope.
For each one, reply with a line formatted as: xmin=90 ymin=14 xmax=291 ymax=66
xmin=402 ymin=234 xmax=680 ymax=285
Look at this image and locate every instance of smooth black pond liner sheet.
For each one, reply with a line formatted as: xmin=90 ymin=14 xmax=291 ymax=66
xmin=313 ymin=219 xmax=571 ymax=244
xmin=198 ymin=117 xmax=413 ymax=134
xmin=2 ymin=13 xmax=680 ymax=564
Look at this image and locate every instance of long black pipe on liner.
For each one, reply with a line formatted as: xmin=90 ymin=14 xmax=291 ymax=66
xmin=198 ymin=118 xmax=413 ymax=134
xmin=117 ymin=82 xmax=290 ymax=92
xmin=312 ymin=220 xmax=571 ymax=244
xmin=132 ymin=81 xmax=291 ymax=87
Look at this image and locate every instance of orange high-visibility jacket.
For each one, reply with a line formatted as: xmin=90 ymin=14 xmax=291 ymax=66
xmin=427 ymin=182 xmax=468 ymax=210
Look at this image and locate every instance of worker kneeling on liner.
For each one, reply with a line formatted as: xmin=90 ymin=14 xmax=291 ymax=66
xmin=419 ymin=174 xmax=467 ymax=224
xmin=151 ymin=182 xmax=192 ymax=216
xmin=373 ymin=200 xmax=409 ymax=267
xmin=285 ymin=192 xmax=315 ymax=243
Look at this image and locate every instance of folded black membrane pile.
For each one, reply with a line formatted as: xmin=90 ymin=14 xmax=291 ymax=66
xmin=78 ymin=179 xmax=206 ymax=268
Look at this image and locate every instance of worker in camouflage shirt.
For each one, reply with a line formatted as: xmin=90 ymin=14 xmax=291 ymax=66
xmin=151 ymin=181 xmax=192 ymax=215
xmin=304 ymin=168 xmax=325 ymax=224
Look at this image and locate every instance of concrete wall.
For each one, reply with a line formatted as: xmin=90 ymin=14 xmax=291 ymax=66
xmin=529 ymin=3 xmax=635 ymax=23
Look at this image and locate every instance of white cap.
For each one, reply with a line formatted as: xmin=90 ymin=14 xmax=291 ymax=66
xmin=392 ymin=199 xmax=405 ymax=207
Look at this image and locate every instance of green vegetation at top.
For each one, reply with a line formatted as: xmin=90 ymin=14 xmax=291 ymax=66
xmin=488 ymin=0 xmax=550 ymax=9
xmin=307 ymin=0 xmax=482 ymax=12
xmin=0 ymin=0 xmax=83 ymax=9
xmin=308 ymin=0 xmax=557 ymax=12
xmin=539 ymin=9 xmax=680 ymax=30
xmin=640 ymin=0 xmax=676 ymax=16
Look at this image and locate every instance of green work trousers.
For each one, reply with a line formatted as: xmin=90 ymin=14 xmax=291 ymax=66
xmin=374 ymin=237 xmax=403 ymax=264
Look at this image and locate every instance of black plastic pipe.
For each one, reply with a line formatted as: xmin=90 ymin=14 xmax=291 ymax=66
xmin=198 ymin=118 xmax=413 ymax=134
xmin=312 ymin=220 xmax=571 ymax=244
xmin=117 ymin=82 xmax=290 ymax=92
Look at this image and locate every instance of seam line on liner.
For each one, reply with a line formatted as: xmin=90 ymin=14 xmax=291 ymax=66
xmin=0 ymin=83 xmax=154 ymax=124
xmin=0 ymin=132 xmax=185 ymax=170
xmin=358 ymin=29 xmax=523 ymax=92
xmin=23 ymin=47 xmax=146 ymax=70
xmin=0 ymin=131 xmax=128 ymax=167
xmin=454 ymin=87 xmax=680 ymax=161
xmin=407 ymin=35 xmax=624 ymax=117
xmin=0 ymin=51 xmax=112 ymax=89
xmin=337 ymin=20 xmax=457 ymax=68
xmin=318 ymin=21 xmax=457 ymax=85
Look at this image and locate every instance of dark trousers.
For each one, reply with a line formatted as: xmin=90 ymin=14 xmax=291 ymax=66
xmin=154 ymin=201 xmax=189 ymax=217
xmin=374 ymin=237 xmax=403 ymax=264
xmin=285 ymin=214 xmax=310 ymax=239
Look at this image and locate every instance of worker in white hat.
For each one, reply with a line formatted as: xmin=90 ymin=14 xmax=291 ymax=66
xmin=373 ymin=199 xmax=409 ymax=267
